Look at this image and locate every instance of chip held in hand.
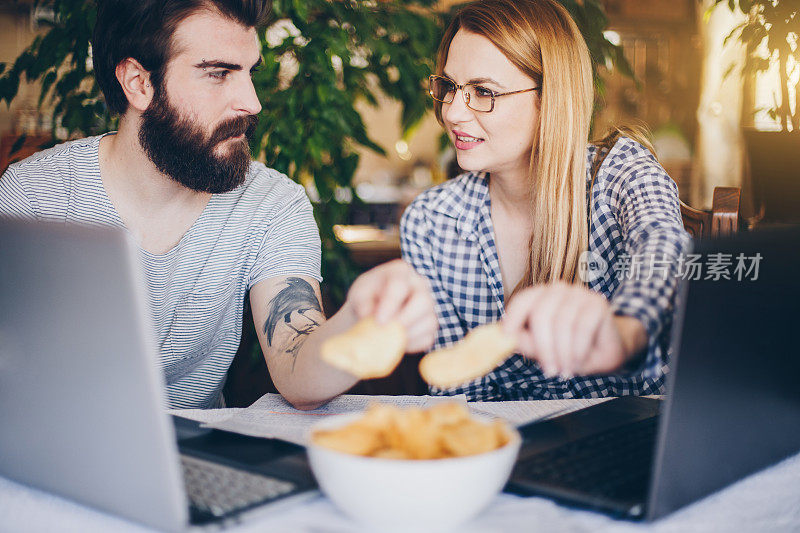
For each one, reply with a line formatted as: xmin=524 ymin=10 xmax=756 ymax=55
xmin=321 ymin=317 xmax=406 ymax=379
xmin=419 ymin=323 xmax=517 ymax=388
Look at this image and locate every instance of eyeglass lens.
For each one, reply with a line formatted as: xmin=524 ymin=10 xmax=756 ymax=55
xmin=430 ymin=77 xmax=493 ymax=112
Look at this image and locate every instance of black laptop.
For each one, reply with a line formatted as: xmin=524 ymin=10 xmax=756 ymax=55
xmin=505 ymin=226 xmax=800 ymax=520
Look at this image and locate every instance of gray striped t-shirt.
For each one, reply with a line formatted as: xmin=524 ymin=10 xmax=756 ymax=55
xmin=0 ymin=133 xmax=322 ymax=408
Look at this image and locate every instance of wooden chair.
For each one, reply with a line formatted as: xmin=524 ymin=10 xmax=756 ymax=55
xmin=680 ymin=186 xmax=741 ymax=238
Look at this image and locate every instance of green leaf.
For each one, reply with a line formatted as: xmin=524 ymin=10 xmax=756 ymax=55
xmin=723 ymin=62 xmax=738 ymax=80
xmin=0 ymin=68 xmax=21 ymax=106
xmin=38 ymin=70 xmax=57 ymax=107
xmin=9 ymin=134 xmax=27 ymax=157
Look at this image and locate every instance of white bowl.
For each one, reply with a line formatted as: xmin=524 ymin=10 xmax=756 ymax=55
xmin=306 ymin=412 xmax=521 ymax=532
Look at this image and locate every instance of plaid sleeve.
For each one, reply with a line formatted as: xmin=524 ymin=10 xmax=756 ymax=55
xmin=607 ymin=156 xmax=690 ymax=358
xmin=400 ymin=198 xmax=464 ymax=350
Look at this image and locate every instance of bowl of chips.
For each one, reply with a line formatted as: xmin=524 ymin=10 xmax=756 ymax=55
xmin=307 ymin=402 xmax=521 ymax=532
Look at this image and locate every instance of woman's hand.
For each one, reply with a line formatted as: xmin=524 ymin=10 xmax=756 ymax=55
xmin=502 ymin=282 xmax=647 ymax=377
xmin=344 ymin=259 xmax=438 ymax=353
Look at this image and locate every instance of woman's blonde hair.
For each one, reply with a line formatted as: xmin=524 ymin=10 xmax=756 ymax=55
xmin=434 ymin=0 xmax=594 ymax=295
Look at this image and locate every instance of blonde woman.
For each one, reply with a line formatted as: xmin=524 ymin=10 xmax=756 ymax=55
xmin=401 ymin=0 xmax=689 ymax=400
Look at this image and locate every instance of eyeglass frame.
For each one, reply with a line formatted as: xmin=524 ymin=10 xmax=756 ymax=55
xmin=428 ymin=74 xmax=541 ymax=113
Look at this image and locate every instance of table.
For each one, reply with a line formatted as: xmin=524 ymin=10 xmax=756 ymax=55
xmin=2 ymin=399 xmax=799 ymax=533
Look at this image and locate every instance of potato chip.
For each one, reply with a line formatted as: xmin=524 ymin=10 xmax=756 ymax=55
xmin=389 ymin=408 xmax=443 ymax=460
xmin=311 ymin=402 xmax=513 ymax=460
xmin=359 ymin=403 xmax=401 ymax=428
xmin=312 ymin=423 xmax=384 ymax=456
xmin=372 ymin=448 xmax=411 ymax=460
xmin=419 ymin=323 xmax=517 ymax=388
xmin=426 ymin=402 xmax=471 ymax=427
xmin=321 ymin=317 xmax=406 ymax=379
xmin=440 ymin=420 xmax=502 ymax=457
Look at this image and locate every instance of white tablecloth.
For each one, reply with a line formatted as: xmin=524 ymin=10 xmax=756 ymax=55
xmin=3 ymin=400 xmax=799 ymax=533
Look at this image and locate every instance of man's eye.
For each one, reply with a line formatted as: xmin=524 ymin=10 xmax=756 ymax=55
xmin=209 ymin=70 xmax=229 ymax=80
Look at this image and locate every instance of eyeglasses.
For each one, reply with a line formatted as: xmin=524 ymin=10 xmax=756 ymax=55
xmin=428 ymin=75 xmax=540 ymax=113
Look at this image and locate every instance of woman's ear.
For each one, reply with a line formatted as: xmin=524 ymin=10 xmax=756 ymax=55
xmin=115 ymin=58 xmax=154 ymax=112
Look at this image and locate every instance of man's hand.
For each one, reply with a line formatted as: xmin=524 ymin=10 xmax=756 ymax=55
xmin=344 ymin=259 xmax=437 ymax=354
xmin=502 ymin=282 xmax=647 ymax=377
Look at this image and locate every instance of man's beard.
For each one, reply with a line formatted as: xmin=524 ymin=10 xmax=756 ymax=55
xmin=138 ymin=88 xmax=258 ymax=194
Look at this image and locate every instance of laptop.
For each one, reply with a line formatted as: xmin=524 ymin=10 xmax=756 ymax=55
xmin=743 ymin=130 xmax=800 ymax=224
xmin=505 ymin=225 xmax=800 ymax=520
xmin=0 ymin=220 xmax=318 ymax=531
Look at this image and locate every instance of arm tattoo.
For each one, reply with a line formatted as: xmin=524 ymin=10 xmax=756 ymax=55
xmin=264 ymin=277 xmax=323 ymax=370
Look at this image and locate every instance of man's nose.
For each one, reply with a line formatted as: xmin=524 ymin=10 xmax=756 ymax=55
xmin=233 ymin=74 xmax=262 ymax=115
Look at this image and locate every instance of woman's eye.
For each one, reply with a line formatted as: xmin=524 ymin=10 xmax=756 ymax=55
xmin=474 ymin=86 xmax=494 ymax=97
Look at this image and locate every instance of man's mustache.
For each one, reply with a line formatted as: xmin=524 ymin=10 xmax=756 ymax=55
xmin=209 ymin=114 xmax=259 ymax=145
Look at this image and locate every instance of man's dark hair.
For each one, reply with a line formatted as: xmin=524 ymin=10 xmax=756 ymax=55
xmin=92 ymin=0 xmax=269 ymax=116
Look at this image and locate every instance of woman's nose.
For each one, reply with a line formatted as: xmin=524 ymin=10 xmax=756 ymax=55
xmin=443 ymin=88 xmax=473 ymax=123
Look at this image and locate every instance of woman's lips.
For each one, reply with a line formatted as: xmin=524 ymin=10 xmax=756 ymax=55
xmin=453 ymin=131 xmax=484 ymax=150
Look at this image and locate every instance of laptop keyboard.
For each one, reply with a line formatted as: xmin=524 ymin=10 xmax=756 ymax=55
xmin=180 ymin=454 xmax=297 ymax=518
xmin=512 ymin=416 xmax=659 ymax=502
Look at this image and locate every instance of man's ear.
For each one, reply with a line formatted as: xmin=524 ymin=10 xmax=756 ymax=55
xmin=115 ymin=58 xmax=154 ymax=112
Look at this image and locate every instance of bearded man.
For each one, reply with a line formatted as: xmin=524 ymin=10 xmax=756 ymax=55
xmin=0 ymin=0 xmax=437 ymax=409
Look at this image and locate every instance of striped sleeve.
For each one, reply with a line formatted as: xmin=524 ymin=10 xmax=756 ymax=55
xmin=0 ymin=167 xmax=36 ymax=218
xmin=248 ymin=187 xmax=322 ymax=289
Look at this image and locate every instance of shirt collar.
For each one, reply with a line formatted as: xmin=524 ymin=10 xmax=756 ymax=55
xmin=428 ymin=171 xmax=490 ymax=240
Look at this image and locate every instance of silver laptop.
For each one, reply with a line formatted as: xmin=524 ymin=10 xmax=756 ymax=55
xmin=0 ymin=219 xmax=317 ymax=531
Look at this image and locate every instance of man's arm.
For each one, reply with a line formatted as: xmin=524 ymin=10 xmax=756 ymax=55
xmin=250 ymin=260 xmax=438 ymax=410
xmin=0 ymin=167 xmax=36 ymax=218
xmin=251 ymin=275 xmax=358 ymax=410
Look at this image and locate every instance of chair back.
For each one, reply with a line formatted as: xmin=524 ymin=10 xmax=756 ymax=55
xmin=680 ymin=187 xmax=741 ymax=238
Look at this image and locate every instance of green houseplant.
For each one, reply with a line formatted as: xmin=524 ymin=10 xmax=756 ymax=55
xmin=716 ymin=0 xmax=800 ymax=223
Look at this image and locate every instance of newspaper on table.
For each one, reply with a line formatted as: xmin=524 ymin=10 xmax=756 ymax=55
xmin=467 ymin=398 xmax=612 ymax=426
xmin=170 ymin=393 xmax=616 ymax=446
xmin=197 ymin=393 xmax=468 ymax=446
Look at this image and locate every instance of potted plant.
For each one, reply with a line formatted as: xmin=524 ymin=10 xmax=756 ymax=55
xmin=717 ymin=0 xmax=800 ymax=223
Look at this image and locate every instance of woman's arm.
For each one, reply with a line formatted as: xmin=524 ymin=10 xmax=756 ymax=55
xmin=503 ymin=151 xmax=689 ymax=377
xmin=607 ymin=153 xmax=690 ymax=353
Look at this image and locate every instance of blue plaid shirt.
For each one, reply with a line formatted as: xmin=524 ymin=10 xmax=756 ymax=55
xmin=401 ymin=137 xmax=690 ymax=401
